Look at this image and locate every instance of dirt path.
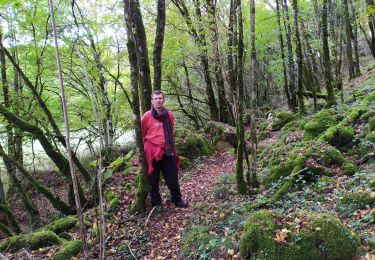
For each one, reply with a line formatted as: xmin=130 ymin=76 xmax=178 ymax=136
xmin=142 ymin=152 xmax=234 ymax=259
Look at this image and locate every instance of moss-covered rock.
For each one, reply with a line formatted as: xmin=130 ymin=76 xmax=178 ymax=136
xmin=338 ymin=192 xmax=375 ymax=217
xmin=203 ymin=121 xmax=237 ymax=148
xmin=342 ymin=161 xmax=358 ymax=175
xmin=321 ymin=125 xmax=354 ymax=147
xmin=0 ymin=231 xmax=62 ymax=252
xmin=304 ymin=110 xmax=336 ymax=140
xmin=50 ymin=216 xmax=78 ymax=235
xmin=105 ymin=190 xmax=121 ymax=211
xmin=54 ymin=240 xmax=82 ymax=260
xmin=175 ymin=130 xmax=214 ymax=161
xmin=240 ymin=210 xmax=360 ymax=260
xmin=271 ymin=111 xmax=297 ymax=131
xmin=369 ymin=117 xmax=375 ymax=131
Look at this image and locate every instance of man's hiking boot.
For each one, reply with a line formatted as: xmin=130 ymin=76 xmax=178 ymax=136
xmin=174 ymin=200 xmax=189 ymax=208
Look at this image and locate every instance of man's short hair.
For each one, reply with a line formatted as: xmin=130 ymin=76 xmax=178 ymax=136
xmin=151 ymin=90 xmax=164 ymax=99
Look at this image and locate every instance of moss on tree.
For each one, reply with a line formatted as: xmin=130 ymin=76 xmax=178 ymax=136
xmin=50 ymin=216 xmax=78 ymax=235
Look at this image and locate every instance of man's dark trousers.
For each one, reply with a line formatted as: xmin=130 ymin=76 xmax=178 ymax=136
xmin=148 ymin=154 xmax=182 ymax=206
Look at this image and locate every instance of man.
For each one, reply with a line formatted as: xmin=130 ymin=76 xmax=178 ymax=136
xmin=141 ymin=90 xmax=188 ymax=208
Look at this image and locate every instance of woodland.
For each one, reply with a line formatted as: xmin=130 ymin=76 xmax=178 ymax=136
xmin=0 ymin=0 xmax=374 ymax=259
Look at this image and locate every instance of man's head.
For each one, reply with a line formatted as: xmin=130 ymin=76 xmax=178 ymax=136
xmin=151 ymin=90 xmax=165 ymax=110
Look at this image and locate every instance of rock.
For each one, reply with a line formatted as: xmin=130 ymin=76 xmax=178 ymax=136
xmin=54 ymin=240 xmax=82 ymax=260
xmin=240 ymin=210 xmax=360 ymax=260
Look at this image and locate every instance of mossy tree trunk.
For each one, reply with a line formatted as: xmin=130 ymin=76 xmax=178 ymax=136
xmin=276 ymin=0 xmax=292 ymax=111
xmin=0 ymin=144 xmax=75 ymax=215
xmin=153 ymin=0 xmax=166 ymax=91
xmin=0 ymin=204 xmax=21 ymax=234
xmin=235 ymin=0 xmax=247 ymax=195
xmin=292 ymin=0 xmax=305 ymax=114
xmin=124 ymin=0 xmax=149 ymax=213
xmin=350 ymin=0 xmax=361 ymax=77
xmin=282 ymin=0 xmax=297 ymax=112
xmin=342 ymin=0 xmax=355 ymax=79
xmin=322 ymin=0 xmax=336 ymax=107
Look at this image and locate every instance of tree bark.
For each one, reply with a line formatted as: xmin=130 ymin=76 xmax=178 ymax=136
xmin=342 ymin=0 xmax=355 ymax=79
xmin=124 ymin=0 xmax=149 ymax=213
xmin=153 ymin=0 xmax=166 ymax=91
xmin=322 ymin=0 xmax=336 ymax=106
xmin=276 ymin=0 xmax=292 ymax=110
xmin=350 ymin=0 xmax=361 ymax=76
xmin=292 ymin=0 xmax=305 ymax=114
xmin=282 ymin=0 xmax=297 ymax=111
xmin=235 ymin=0 xmax=246 ymax=195
xmin=130 ymin=0 xmax=152 ymax=114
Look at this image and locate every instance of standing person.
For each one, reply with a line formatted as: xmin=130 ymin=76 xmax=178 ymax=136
xmin=141 ymin=90 xmax=188 ymax=208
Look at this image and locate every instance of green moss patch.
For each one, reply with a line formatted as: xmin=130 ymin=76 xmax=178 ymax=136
xmin=304 ymin=110 xmax=336 ymax=140
xmin=240 ymin=210 xmax=360 ymax=260
xmin=54 ymin=240 xmax=82 ymax=260
xmin=369 ymin=117 xmax=375 ymax=131
xmin=204 ymin=121 xmax=237 ymax=148
xmin=175 ymin=130 xmax=214 ymax=161
xmin=0 ymin=231 xmax=62 ymax=252
xmin=105 ymin=190 xmax=121 ymax=211
xmin=321 ymin=125 xmax=354 ymax=147
xmin=50 ymin=216 xmax=78 ymax=234
xmin=271 ymin=111 xmax=297 ymax=131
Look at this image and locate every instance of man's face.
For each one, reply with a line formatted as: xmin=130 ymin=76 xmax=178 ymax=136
xmin=151 ymin=94 xmax=165 ymax=110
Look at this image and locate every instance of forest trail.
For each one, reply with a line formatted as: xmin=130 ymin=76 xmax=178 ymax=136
xmin=128 ymin=152 xmax=234 ymax=259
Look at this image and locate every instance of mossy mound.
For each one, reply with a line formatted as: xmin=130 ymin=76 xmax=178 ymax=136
xmin=203 ymin=121 xmax=237 ymax=148
xmin=271 ymin=111 xmax=297 ymax=131
xmin=105 ymin=190 xmax=121 ymax=211
xmin=321 ymin=124 xmax=354 ymax=147
xmin=265 ymin=141 xmax=352 ymax=185
xmin=369 ymin=117 xmax=375 ymax=131
xmin=54 ymin=240 xmax=82 ymax=260
xmin=304 ymin=110 xmax=336 ymax=140
xmin=338 ymin=192 xmax=375 ymax=217
xmin=240 ymin=210 xmax=360 ymax=260
xmin=175 ymin=130 xmax=214 ymax=161
xmin=0 ymin=231 xmax=62 ymax=252
xmin=50 ymin=216 xmax=78 ymax=234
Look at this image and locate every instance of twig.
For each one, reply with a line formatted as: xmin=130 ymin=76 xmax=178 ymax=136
xmin=22 ymin=248 xmax=32 ymax=260
xmin=127 ymin=206 xmax=157 ymax=259
xmin=145 ymin=206 xmax=157 ymax=227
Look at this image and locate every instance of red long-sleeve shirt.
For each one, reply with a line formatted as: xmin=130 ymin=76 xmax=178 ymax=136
xmin=141 ymin=110 xmax=177 ymax=176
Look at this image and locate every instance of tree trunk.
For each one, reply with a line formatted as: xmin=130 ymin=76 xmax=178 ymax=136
xmin=0 ymin=204 xmax=21 ymax=234
xmin=235 ymin=0 xmax=247 ymax=195
xmin=282 ymin=0 xmax=297 ymax=111
xmin=206 ymin=0 xmax=229 ymax=123
xmin=276 ymin=0 xmax=292 ymax=110
xmin=130 ymin=0 xmax=152 ymax=114
xmin=124 ymin=0 xmax=149 ymax=213
xmin=350 ymin=0 xmax=361 ymax=76
xmin=0 ymin=144 xmax=75 ymax=215
xmin=322 ymin=0 xmax=336 ymax=106
xmin=342 ymin=0 xmax=355 ymax=79
xmin=153 ymin=0 xmax=166 ymax=91
xmin=292 ymin=0 xmax=305 ymax=114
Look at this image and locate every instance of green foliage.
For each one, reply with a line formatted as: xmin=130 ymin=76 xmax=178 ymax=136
xmin=304 ymin=110 xmax=336 ymax=140
xmin=271 ymin=112 xmax=297 ymax=131
xmin=240 ymin=210 xmax=360 ymax=259
xmin=180 ymin=225 xmax=219 ymax=258
xmin=203 ymin=121 xmax=237 ymax=147
xmin=54 ymin=240 xmax=82 ymax=260
xmin=338 ymin=192 xmax=375 ymax=217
